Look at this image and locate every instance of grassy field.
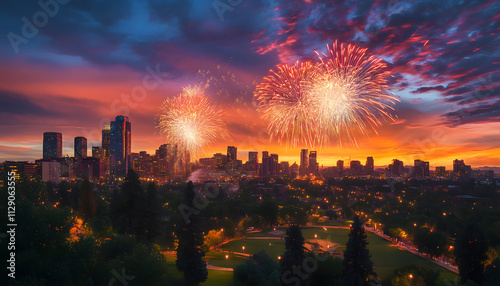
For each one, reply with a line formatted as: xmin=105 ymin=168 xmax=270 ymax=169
xmin=220 ymin=227 xmax=459 ymax=284
xmin=168 ymin=227 xmax=459 ymax=285
xmin=166 ymin=261 xmax=233 ymax=285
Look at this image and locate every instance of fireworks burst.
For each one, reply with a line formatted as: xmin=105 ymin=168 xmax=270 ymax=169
xmin=255 ymin=61 xmax=321 ymax=147
xmin=254 ymin=40 xmax=399 ymax=148
xmin=157 ymin=86 xmax=228 ymax=157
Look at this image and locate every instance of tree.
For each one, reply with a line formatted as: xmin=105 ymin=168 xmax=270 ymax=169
xmin=280 ymin=225 xmax=308 ymax=286
xmin=342 ymin=215 xmax=375 ymax=286
xmin=144 ymin=182 xmax=162 ymax=242
xmin=390 ymin=263 xmax=440 ymax=286
xmin=483 ymin=258 xmax=500 ymax=286
xmin=203 ymin=229 xmax=224 ymax=252
xmin=176 ymin=181 xmax=208 ymax=285
xmin=260 ymin=200 xmax=279 ymax=226
xmin=232 ymin=250 xmax=280 ymax=286
xmin=111 ymin=169 xmax=146 ymax=240
xmin=78 ymin=179 xmax=97 ymax=220
xmin=454 ymin=223 xmax=488 ymax=284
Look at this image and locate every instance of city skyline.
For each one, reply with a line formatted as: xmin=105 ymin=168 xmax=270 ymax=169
xmin=19 ymin=125 xmax=499 ymax=171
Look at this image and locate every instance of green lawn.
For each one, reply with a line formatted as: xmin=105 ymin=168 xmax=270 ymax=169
xmin=167 ymin=227 xmax=459 ymax=285
xmin=165 ymin=261 xmax=233 ymax=285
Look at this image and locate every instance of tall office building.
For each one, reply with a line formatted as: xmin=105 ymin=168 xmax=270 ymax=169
xmin=102 ymin=125 xmax=111 ymax=156
xmin=414 ymin=159 xmax=430 ymax=178
xmin=260 ymin=151 xmax=270 ymax=177
xmin=337 ymin=160 xmax=344 ymax=171
xmin=350 ymin=160 xmax=363 ymax=174
xmin=309 ymin=151 xmax=318 ymax=175
xmin=227 ymin=146 xmax=237 ymax=161
xmin=248 ymin=151 xmax=258 ymax=172
xmin=270 ymin=154 xmax=279 ymax=176
xmin=110 ymin=115 xmax=131 ymax=178
xmin=300 ymin=149 xmax=309 ymax=176
xmin=365 ymin=157 xmax=374 ymax=175
xmin=453 ymin=159 xmax=471 ymax=180
xmin=74 ymin=137 xmax=87 ymax=160
xmin=43 ymin=132 xmax=62 ymax=160
xmin=389 ymin=159 xmax=404 ymax=177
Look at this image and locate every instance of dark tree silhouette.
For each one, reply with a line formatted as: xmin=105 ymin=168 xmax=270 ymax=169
xmin=455 ymin=223 xmax=488 ymax=284
xmin=78 ymin=178 xmax=96 ymax=220
xmin=280 ymin=225 xmax=308 ymax=286
xmin=144 ymin=182 xmax=161 ymax=242
xmin=176 ymin=181 xmax=208 ymax=285
xmin=111 ymin=169 xmax=146 ymax=240
xmin=342 ymin=215 xmax=374 ymax=286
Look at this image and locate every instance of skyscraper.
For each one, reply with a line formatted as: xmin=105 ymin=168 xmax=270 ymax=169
xmin=270 ymin=154 xmax=279 ymax=176
xmin=248 ymin=151 xmax=258 ymax=172
xmin=102 ymin=125 xmax=111 ymax=157
xmin=300 ymin=149 xmax=308 ymax=176
xmin=227 ymin=146 xmax=237 ymax=161
xmin=43 ymin=132 xmax=62 ymax=160
xmin=74 ymin=137 xmax=87 ymax=160
xmin=365 ymin=157 xmax=374 ymax=175
xmin=337 ymin=160 xmax=344 ymax=172
xmin=414 ymin=159 xmax=430 ymax=178
xmin=110 ymin=115 xmax=131 ymax=178
xmin=309 ymin=151 xmax=318 ymax=175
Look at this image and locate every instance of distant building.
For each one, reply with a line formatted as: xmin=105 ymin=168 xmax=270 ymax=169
xmin=309 ymin=151 xmax=318 ymax=176
xmin=279 ymin=161 xmax=289 ymax=173
xmin=414 ymin=159 xmax=430 ymax=178
xmin=110 ymin=115 xmax=131 ymax=178
xmin=453 ymin=159 xmax=471 ymax=180
xmin=227 ymin=146 xmax=237 ymax=161
xmin=300 ymin=149 xmax=309 ymax=176
xmin=350 ymin=160 xmax=363 ymax=175
xmin=337 ymin=160 xmax=344 ymax=174
xmin=435 ymin=166 xmax=446 ymax=177
xmin=365 ymin=157 xmax=374 ymax=175
xmin=388 ymin=159 xmax=404 ymax=177
xmin=270 ymin=154 xmax=279 ymax=176
xmin=41 ymin=161 xmax=60 ymax=183
xmin=248 ymin=151 xmax=258 ymax=172
xmin=3 ymin=161 xmax=38 ymax=181
xmin=214 ymin=153 xmax=227 ymax=169
xmin=74 ymin=137 xmax=87 ymax=160
xmin=43 ymin=132 xmax=62 ymax=160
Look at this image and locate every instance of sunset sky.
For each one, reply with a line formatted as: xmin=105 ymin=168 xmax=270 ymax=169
xmin=0 ymin=0 xmax=499 ymax=168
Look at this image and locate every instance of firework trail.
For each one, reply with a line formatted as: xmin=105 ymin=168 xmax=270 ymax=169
xmin=254 ymin=40 xmax=399 ymax=147
xmin=157 ymin=86 xmax=228 ymax=157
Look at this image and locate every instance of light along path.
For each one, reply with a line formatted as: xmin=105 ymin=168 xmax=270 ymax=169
xmin=308 ymin=223 xmax=459 ymax=274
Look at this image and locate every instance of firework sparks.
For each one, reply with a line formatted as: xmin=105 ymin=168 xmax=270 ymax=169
xmin=157 ymin=86 xmax=228 ymax=157
xmin=254 ymin=41 xmax=399 ymax=147
xmin=255 ymin=61 xmax=322 ymax=147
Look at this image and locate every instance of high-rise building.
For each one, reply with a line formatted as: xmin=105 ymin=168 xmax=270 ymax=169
xmin=350 ymin=160 xmax=363 ymax=174
xmin=74 ymin=137 xmax=87 ymax=160
xmin=388 ymin=159 xmax=404 ymax=177
xmin=337 ymin=160 xmax=344 ymax=172
xmin=300 ymin=149 xmax=309 ymax=176
xmin=214 ymin=153 xmax=227 ymax=169
xmin=227 ymin=146 xmax=237 ymax=161
xmin=43 ymin=132 xmax=62 ymax=160
xmin=248 ymin=151 xmax=258 ymax=172
xmin=365 ymin=157 xmax=374 ymax=175
xmin=260 ymin=151 xmax=270 ymax=177
xmin=309 ymin=151 xmax=318 ymax=175
xmin=414 ymin=159 xmax=430 ymax=178
xmin=435 ymin=166 xmax=446 ymax=177
xmin=102 ymin=126 xmax=110 ymax=156
xmin=453 ymin=159 xmax=471 ymax=180
xmin=270 ymin=154 xmax=279 ymax=176
xmin=110 ymin=115 xmax=131 ymax=178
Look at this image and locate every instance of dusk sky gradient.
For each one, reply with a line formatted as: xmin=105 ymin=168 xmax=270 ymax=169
xmin=0 ymin=0 xmax=499 ymax=168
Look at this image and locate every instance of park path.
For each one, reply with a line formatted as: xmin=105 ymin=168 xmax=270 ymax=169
xmin=308 ymin=223 xmax=459 ymax=274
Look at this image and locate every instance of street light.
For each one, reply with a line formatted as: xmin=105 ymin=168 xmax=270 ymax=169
xmin=242 ymin=246 xmax=245 ymax=253
xmin=314 ymin=234 xmax=317 ymax=239
xmin=225 ymin=254 xmax=229 ymax=269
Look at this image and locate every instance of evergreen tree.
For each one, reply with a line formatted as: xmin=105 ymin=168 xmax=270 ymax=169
xmin=176 ymin=181 xmax=208 ymax=285
xmin=280 ymin=225 xmax=308 ymax=286
xmin=112 ymin=170 xmax=146 ymax=240
xmin=455 ymin=223 xmax=488 ymax=284
xmin=342 ymin=215 xmax=374 ymax=286
xmin=78 ymin=178 xmax=97 ymax=220
xmin=144 ymin=182 xmax=162 ymax=242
